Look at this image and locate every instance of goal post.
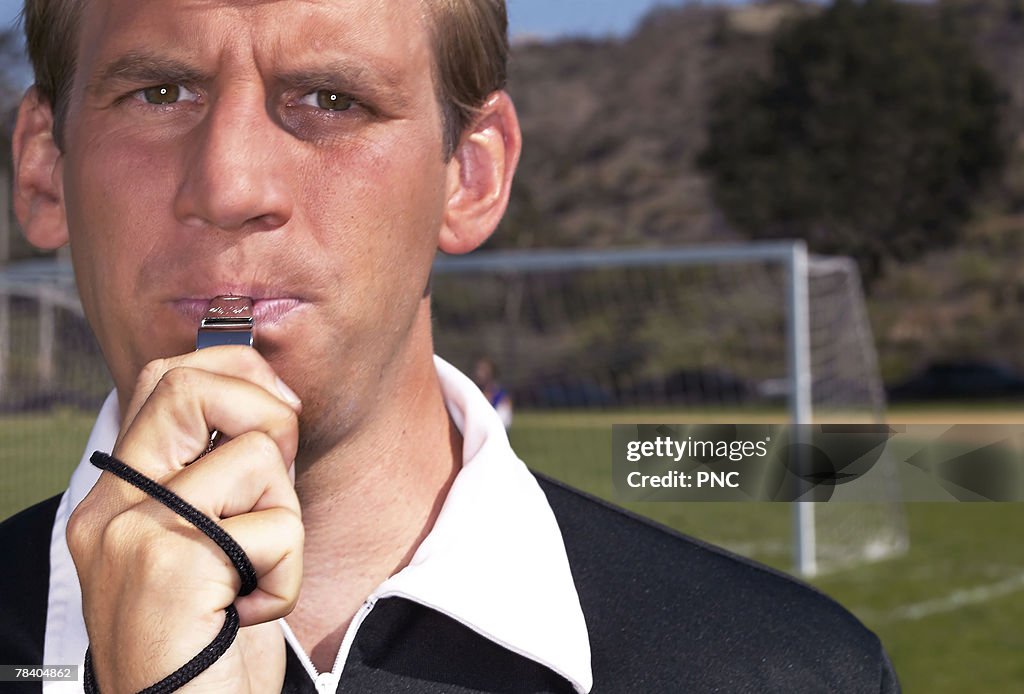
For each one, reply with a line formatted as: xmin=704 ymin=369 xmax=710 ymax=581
xmin=432 ymin=241 xmax=906 ymax=576
xmin=786 ymin=242 xmax=816 ymax=577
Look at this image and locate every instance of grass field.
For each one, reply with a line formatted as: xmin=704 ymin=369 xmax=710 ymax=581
xmin=3 ymin=406 xmax=1024 ymax=692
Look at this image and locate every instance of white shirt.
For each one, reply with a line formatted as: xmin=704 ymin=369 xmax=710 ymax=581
xmin=42 ymin=356 xmax=593 ymax=693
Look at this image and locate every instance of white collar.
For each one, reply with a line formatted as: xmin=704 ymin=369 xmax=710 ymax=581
xmin=43 ymin=356 xmax=593 ymax=693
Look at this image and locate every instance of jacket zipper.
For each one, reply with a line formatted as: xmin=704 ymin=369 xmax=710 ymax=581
xmin=311 ymin=597 xmax=378 ymax=693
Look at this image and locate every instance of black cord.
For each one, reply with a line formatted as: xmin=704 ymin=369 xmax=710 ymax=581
xmin=90 ymin=451 xmax=257 ymax=595
xmin=84 ymin=606 xmax=238 ymax=694
xmin=84 ymin=451 xmax=258 ymax=692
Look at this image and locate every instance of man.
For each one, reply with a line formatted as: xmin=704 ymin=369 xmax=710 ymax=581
xmin=472 ymin=356 xmax=513 ymax=429
xmin=0 ymin=0 xmax=899 ymax=692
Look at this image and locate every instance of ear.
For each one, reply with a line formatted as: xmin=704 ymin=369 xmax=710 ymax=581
xmin=438 ymin=90 xmax=522 ymax=255
xmin=12 ymin=87 xmax=69 ymax=249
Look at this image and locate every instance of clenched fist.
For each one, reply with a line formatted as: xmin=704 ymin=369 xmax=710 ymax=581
xmin=67 ymin=347 xmax=304 ymax=693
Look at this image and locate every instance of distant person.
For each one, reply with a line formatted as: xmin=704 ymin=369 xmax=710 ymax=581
xmin=474 ymin=356 xmax=514 ymax=429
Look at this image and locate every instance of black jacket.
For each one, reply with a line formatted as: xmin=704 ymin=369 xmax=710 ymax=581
xmin=0 ymin=475 xmax=899 ymax=693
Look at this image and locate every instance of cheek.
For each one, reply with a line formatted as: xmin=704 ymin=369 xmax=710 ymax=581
xmin=300 ymin=130 xmax=448 ymax=292
xmin=64 ymin=129 xmax=179 ymax=263
xmin=64 ymin=150 xmax=163 ymax=328
xmin=61 ymin=127 xmax=187 ymax=373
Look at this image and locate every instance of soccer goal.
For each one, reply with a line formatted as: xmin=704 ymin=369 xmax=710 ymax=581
xmin=431 ymin=241 xmax=908 ymax=576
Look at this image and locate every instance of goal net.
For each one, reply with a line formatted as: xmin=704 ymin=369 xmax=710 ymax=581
xmin=431 ymin=242 xmax=908 ymax=576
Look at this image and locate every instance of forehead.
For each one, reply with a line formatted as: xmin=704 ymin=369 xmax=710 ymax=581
xmin=75 ymin=0 xmax=433 ymax=81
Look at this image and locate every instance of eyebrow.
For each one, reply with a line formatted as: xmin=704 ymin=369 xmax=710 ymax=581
xmin=87 ymin=52 xmax=211 ymax=95
xmin=86 ymin=52 xmax=408 ymax=103
xmin=275 ymin=58 xmax=404 ymax=93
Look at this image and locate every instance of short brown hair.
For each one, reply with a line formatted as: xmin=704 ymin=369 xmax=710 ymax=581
xmin=22 ymin=0 xmax=508 ymax=156
xmin=423 ymin=0 xmax=509 ymax=156
xmin=22 ymin=0 xmax=83 ymax=149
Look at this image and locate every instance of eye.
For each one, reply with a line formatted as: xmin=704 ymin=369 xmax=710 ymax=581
xmin=134 ymin=84 xmax=200 ymax=105
xmin=299 ymin=90 xmax=355 ymax=112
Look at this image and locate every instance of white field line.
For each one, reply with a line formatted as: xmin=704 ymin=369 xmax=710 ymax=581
xmin=715 ymin=543 xmax=1024 ymax=624
xmin=871 ymin=572 xmax=1024 ymax=624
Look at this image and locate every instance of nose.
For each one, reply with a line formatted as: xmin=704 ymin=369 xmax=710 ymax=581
xmin=174 ymin=88 xmax=294 ymax=232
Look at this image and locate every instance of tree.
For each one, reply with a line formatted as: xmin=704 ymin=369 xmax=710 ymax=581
xmin=699 ymin=0 xmax=1005 ymax=282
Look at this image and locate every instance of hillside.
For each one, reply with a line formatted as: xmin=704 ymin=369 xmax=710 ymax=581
xmin=498 ymin=1 xmax=815 ymax=249
xmin=502 ymin=0 xmax=1024 ymax=382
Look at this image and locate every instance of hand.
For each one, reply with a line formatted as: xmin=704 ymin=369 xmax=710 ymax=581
xmin=67 ymin=347 xmax=304 ymax=693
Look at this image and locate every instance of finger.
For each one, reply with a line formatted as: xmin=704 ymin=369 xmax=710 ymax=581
xmin=221 ymin=509 xmax=304 ymax=626
xmin=115 ymin=368 xmax=299 ymax=483
xmin=166 ymin=431 xmax=301 ymax=521
xmin=119 ymin=347 xmax=301 ymax=443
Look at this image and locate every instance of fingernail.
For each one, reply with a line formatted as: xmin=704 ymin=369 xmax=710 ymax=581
xmin=276 ymin=377 xmax=302 ymax=409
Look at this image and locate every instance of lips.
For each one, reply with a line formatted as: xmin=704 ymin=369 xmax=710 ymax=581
xmin=171 ymin=298 xmax=304 ymax=326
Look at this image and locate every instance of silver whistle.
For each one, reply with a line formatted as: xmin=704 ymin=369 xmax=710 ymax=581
xmin=192 ymin=296 xmax=255 ymax=460
xmin=196 ymin=296 xmax=255 ymax=350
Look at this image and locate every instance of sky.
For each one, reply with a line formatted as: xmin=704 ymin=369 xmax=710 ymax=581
xmin=0 ymin=0 xmax=13 ymax=31
xmin=0 ymin=0 xmax=756 ymax=41
xmin=507 ymin=0 xmax=742 ymax=40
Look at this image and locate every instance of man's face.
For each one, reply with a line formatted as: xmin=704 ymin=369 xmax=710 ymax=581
xmin=61 ymin=0 xmax=451 ymax=451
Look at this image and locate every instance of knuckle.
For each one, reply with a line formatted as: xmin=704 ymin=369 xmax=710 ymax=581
xmin=66 ymin=503 xmax=98 ymax=556
xmin=235 ymin=346 xmax=270 ymax=375
xmin=100 ymin=510 xmax=200 ymax=575
xmin=275 ymin=405 xmax=300 ymax=436
xmin=282 ymin=582 xmax=301 ymax=612
xmin=138 ymin=537 xmax=188 ymax=576
xmin=240 ymin=430 xmax=283 ymax=464
xmin=157 ymin=365 xmax=196 ymax=394
xmin=101 ymin=509 xmax=144 ymax=550
xmin=281 ymin=509 xmax=305 ymax=547
xmin=136 ymin=357 xmax=169 ymax=391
